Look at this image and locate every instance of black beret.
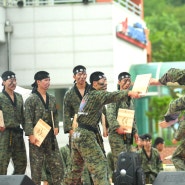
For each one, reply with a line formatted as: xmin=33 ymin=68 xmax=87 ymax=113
xmin=89 ymin=71 xmax=106 ymax=84
xmin=139 ymin=135 xmax=144 ymax=140
xmin=73 ymin=65 xmax=86 ymax=75
xmin=34 ymin=71 xmax=50 ymax=80
xmin=118 ymin=72 xmax=131 ymax=81
xmin=1 ymin=71 xmax=16 ymax=81
xmin=142 ymin=133 xmax=152 ymax=141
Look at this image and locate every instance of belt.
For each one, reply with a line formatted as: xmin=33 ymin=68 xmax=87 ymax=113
xmin=78 ymin=123 xmax=98 ymax=133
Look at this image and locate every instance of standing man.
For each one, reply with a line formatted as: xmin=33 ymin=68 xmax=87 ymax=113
xmin=63 ymin=65 xmax=92 ymax=184
xmin=63 ymin=65 xmax=90 ymax=143
xmin=160 ymin=94 xmax=185 ymax=170
xmin=137 ymin=134 xmax=163 ymax=184
xmin=24 ymin=71 xmax=64 ymax=185
xmin=63 ymin=71 xmax=141 ymax=185
xmin=0 ymin=71 xmax=27 ymax=175
xmin=106 ymin=72 xmax=139 ymax=170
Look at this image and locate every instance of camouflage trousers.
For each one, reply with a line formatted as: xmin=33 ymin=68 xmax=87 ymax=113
xmin=172 ymin=142 xmax=185 ymax=171
xmin=29 ymin=137 xmax=65 ymax=185
xmin=108 ymin=132 xmax=132 ymax=170
xmin=0 ymin=129 xmax=27 ymax=174
xmin=62 ymin=129 xmax=110 ymax=185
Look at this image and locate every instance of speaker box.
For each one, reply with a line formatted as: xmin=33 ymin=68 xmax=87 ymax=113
xmin=153 ymin=171 xmax=185 ymax=185
xmin=0 ymin=175 xmax=35 ymax=185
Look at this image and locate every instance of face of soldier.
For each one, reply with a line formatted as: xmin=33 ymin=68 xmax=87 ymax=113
xmin=3 ymin=78 xmax=17 ymax=91
xmin=96 ymin=78 xmax=107 ymax=91
xmin=118 ymin=78 xmax=131 ymax=90
xmin=156 ymin=143 xmax=165 ymax=152
xmin=73 ymin=72 xmax=87 ymax=85
xmin=143 ymin=139 xmax=152 ymax=150
xmin=37 ymin=78 xmax=50 ymax=91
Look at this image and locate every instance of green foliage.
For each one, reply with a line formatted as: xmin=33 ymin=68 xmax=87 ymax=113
xmin=146 ymin=96 xmax=172 ymax=123
xmin=144 ymin=0 xmax=185 ymax=62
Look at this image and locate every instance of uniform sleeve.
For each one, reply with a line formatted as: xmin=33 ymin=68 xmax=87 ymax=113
xmin=63 ymin=91 xmax=74 ymax=133
xmin=159 ymin=68 xmax=185 ymax=85
xmin=52 ymin=96 xmax=59 ymax=129
xmin=164 ymin=96 xmax=185 ymax=122
xmin=155 ymin=150 xmax=163 ymax=172
xmin=24 ymin=97 xmax=35 ymax=136
xmin=174 ymin=120 xmax=185 ymax=141
xmin=106 ymin=103 xmax=120 ymax=132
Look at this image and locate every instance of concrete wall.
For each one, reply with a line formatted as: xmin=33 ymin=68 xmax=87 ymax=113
xmin=0 ymin=7 xmax=8 ymax=74
xmin=1 ymin=2 xmax=147 ymax=90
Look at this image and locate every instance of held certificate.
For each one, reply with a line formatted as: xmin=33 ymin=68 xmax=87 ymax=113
xmin=0 ymin=110 xmax=4 ymax=127
xmin=117 ymin=108 xmax=135 ymax=133
xmin=132 ymin=73 xmax=152 ymax=95
xmin=33 ymin=119 xmax=51 ymax=147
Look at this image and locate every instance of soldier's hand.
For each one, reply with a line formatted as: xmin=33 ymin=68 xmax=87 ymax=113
xmin=0 ymin=126 xmax=5 ymax=132
xmin=159 ymin=119 xmax=178 ymax=128
xmin=116 ymin=127 xmax=127 ymax=134
xmin=128 ymin=91 xmax=142 ymax=99
xmin=172 ymin=138 xmax=178 ymax=144
xmin=29 ymin=135 xmax=38 ymax=145
xmin=54 ymin=128 xmax=59 ymax=135
xmin=69 ymin=129 xmax=74 ymax=136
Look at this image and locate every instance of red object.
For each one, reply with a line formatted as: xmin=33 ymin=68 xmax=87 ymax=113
xmin=116 ymin=32 xmax=146 ymax=49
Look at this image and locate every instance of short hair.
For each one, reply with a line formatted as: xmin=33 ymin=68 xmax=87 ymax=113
xmin=153 ymin=137 xmax=164 ymax=147
xmin=73 ymin=65 xmax=86 ymax=75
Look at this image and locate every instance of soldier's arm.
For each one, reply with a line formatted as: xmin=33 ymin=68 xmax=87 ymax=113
xmin=174 ymin=120 xmax=185 ymax=141
xmin=164 ymin=96 xmax=185 ymax=122
xmin=63 ymin=92 xmax=73 ymax=134
xmin=106 ymin=103 xmax=120 ymax=132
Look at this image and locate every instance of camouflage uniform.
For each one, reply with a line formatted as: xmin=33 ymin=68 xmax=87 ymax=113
xmin=159 ymin=68 xmax=185 ymax=85
xmin=106 ymin=152 xmax=114 ymax=182
xmin=164 ymin=95 xmax=185 ymax=170
xmin=63 ymin=88 xmax=130 ymax=185
xmin=63 ymin=82 xmax=90 ymax=134
xmin=106 ymin=98 xmax=138 ymax=170
xmin=24 ymin=92 xmax=64 ymax=185
xmin=61 ymin=144 xmax=93 ymax=185
xmin=0 ymin=91 xmax=27 ymax=174
xmin=41 ymin=156 xmax=54 ymax=185
xmin=137 ymin=147 xmax=163 ymax=184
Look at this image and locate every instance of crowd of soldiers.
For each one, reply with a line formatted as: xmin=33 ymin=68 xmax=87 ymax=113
xmin=0 ymin=66 xmax=185 ymax=185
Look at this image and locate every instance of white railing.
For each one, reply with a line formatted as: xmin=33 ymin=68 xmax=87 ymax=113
xmin=1 ymin=0 xmax=94 ymax=7
xmin=0 ymin=0 xmax=141 ymax=17
xmin=115 ymin=0 xmax=141 ymax=16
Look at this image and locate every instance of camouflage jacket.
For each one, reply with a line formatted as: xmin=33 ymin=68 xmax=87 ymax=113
xmin=106 ymin=96 xmax=137 ymax=134
xmin=24 ymin=92 xmax=59 ymax=136
xmin=137 ymin=147 xmax=163 ymax=175
xmin=77 ymin=88 xmax=129 ymax=128
xmin=63 ymin=82 xmax=90 ymax=133
xmin=159 ymin=68 xmax=185 ymax=85
xmin=164 ymin=95 xmax=185 ymax=122
xmin=174 ymin=120 xmax=185 ymax=141
xmin=0 ymin=91 xmax=24 ymax=128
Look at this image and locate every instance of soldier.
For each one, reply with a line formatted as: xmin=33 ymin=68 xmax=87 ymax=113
xmin=106 ymin=72 xmax=139 ymax=171
xmin=137 ymin=133 xmax=163 ymax=184
xmin=106 ymin=151 xmax=114 ymax=183
xmin=62 ymin=71 xmax=141 ymax=185
xmin=161 ymin=94 xmax=185 ymax=170
xmin=150 ymin=68 xmax=185 ymax=86
xmin=63 ymin=65 xmax=90 ymax=142
xmin=24 ymin=71 xmax=64 ymax=185
xmin=63 ymin=65 xmax=92 ymax=184
xmin=60 ymin=144 xmax=93 ymax=185
xmin=0 ymin=71 xmax=27 ymax=175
